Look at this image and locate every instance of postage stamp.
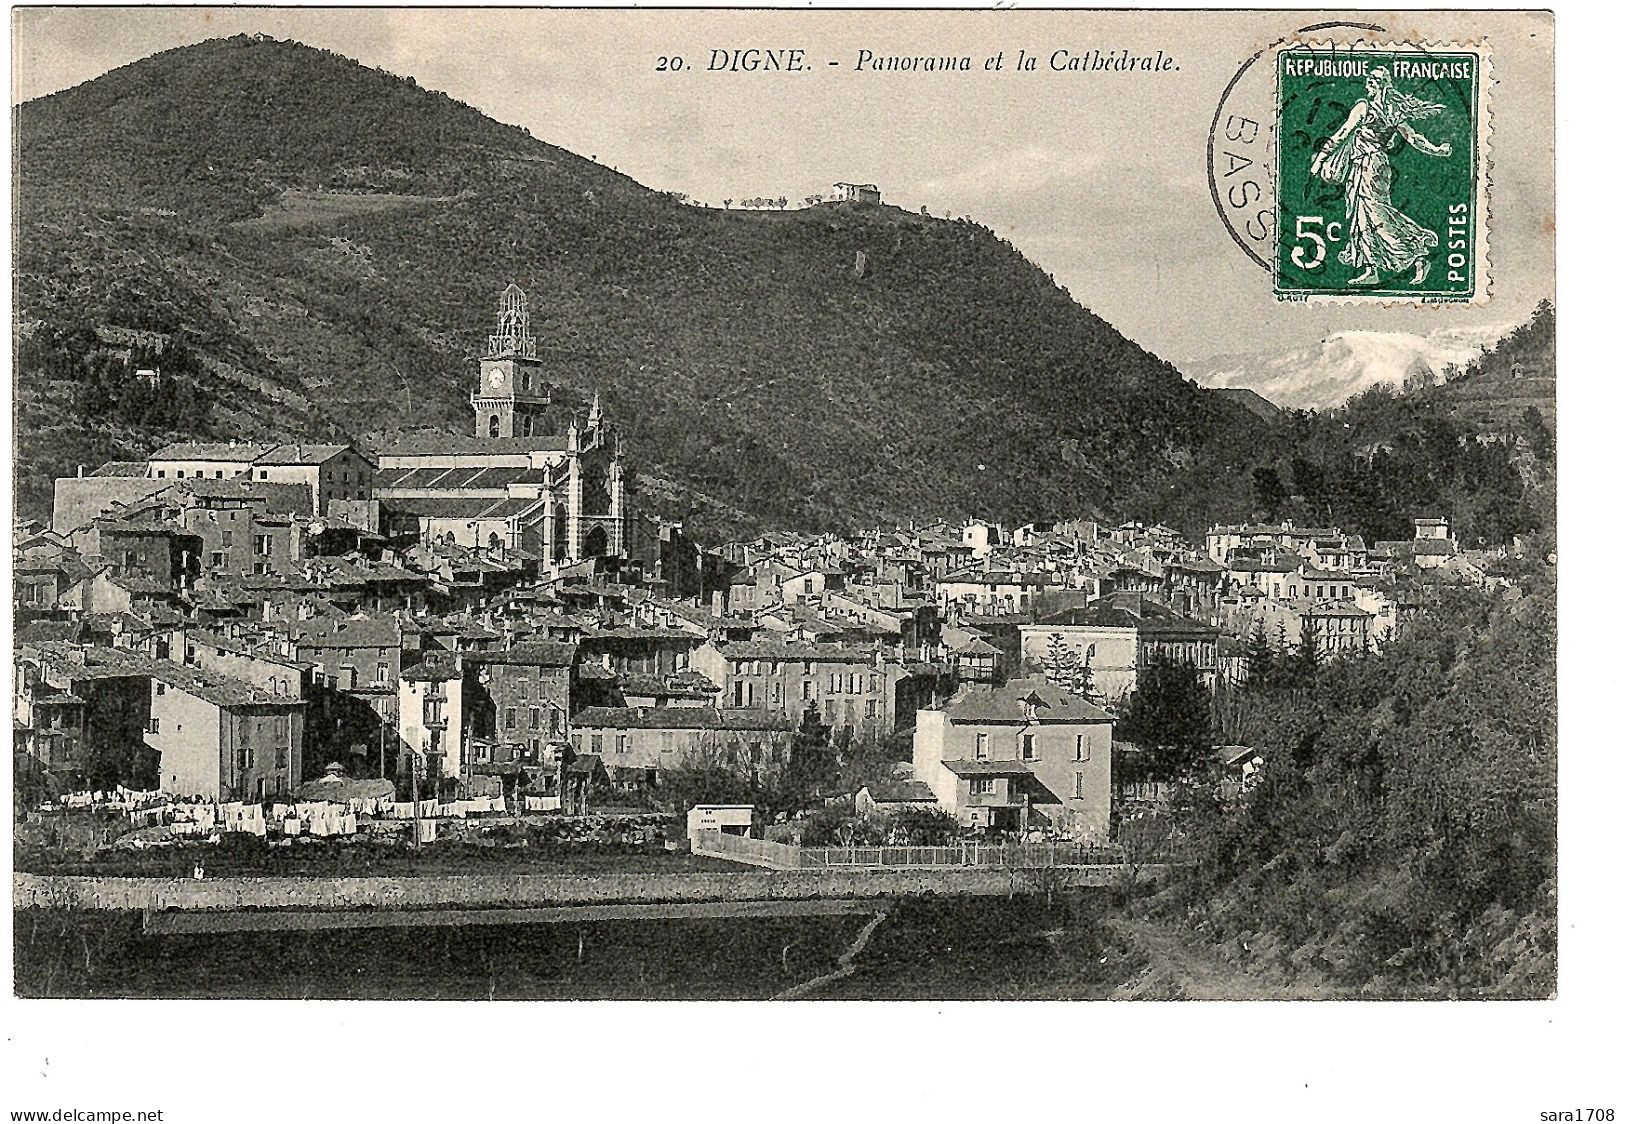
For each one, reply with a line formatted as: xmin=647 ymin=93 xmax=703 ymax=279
xmin=1274 ymin=41 xmax=1488 ymax=303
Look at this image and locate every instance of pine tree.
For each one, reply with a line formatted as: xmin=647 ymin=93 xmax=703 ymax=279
xmin=781 ymin=704 xmax=835 ymax=809
xmin=1245 ymin=623 xmax=1276 ymax=688
xmin=1117 ymin=657 xmax=1212 ymax=780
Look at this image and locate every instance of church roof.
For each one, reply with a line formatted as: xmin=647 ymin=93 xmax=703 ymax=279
xmin=386 ymin=497 xmax=547 ymax=520
xmin=373 ymin=465 xmax=531 ymax=491
xmin=375 ymin=435 xmax=569 ymax=457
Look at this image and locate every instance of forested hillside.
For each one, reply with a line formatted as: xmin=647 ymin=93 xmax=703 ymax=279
xmin=13 ymin=34 xmax=1269 ymax=539
xmin=1160 ymin=549 xmax=1557 ymax=997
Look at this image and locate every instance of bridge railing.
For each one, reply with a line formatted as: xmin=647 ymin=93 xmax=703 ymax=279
xmin=795 ymin=841 xmax=1127 ymax=869
xmin=694 ymin=832 xmax=1149 ymax=870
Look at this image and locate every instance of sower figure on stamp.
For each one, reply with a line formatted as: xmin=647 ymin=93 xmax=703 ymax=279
xmin=1309 ymin=66 xmax=1453 ymax=286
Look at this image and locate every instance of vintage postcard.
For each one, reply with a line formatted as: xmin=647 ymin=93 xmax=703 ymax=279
xmin=3 ymin=4 xmax=1581 ymax=1121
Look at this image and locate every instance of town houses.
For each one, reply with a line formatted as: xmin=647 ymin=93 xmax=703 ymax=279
xmin=12 ymin=282 xmax=1487 ymax=844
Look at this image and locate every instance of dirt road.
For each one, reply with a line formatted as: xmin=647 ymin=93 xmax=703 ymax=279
xmin=1108 ymin=918 xmax=1331 ymax=1000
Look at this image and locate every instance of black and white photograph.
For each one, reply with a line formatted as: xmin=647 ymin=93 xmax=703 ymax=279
xmin=2 ymin=5 xmax=1607 ymax=1121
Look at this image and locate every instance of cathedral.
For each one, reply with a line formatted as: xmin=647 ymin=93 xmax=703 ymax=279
xmin=374 ymin=284 xmax=627 ymax=564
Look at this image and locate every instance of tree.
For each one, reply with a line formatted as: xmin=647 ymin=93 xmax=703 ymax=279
xmin=1520 ymin=405 xmax=1553 ymax=462
xmin=1116 ymin=657 xmax=1212 ymax=780
xmin=1041 ymin=633 xmax=1097 ymax=699
xmin=1244 ymin=623 xmax=1276 ymax=687
xmin=776 ymin=704 xmax=836 ymax=812
xmin=1251 ymin=464 xmax=1288 ymax=516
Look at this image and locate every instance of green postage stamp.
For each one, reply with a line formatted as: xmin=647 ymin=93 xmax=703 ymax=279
xmin=1275 ymin=42 xmax=1488 ymax=303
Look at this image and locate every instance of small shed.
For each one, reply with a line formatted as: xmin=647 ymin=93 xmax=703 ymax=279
xmin=856 ymin=780 xmax=940 ymax=817
xmin=687 ymin=804 xmax=754 ymax=847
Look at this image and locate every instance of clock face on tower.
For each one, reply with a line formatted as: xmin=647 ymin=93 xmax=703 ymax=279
xmin=488 ymin=368 xmax=505 ymax=391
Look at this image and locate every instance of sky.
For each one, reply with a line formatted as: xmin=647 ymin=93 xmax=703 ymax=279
xmin=10 ymin=7 xmax=1554 ymax=364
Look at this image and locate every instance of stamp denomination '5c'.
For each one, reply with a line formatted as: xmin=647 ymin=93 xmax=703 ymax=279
xmin=1275 ymin=42 xmax=1487 ymax=303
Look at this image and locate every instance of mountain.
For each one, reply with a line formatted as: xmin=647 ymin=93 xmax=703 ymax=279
xmin=13 ymin=34 xmax=1274 ymax=541
xmin=1184 ymin=323 xmax=1518 ymax=413
xmin=1208 ymin=388 xmax=1281 ymax=422
xmin=1417 ymin=302 xmax=1555 ymax=431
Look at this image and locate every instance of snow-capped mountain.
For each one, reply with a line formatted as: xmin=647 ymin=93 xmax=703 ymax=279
xmin=1184 ymin=324 xmax=1517 ymax=412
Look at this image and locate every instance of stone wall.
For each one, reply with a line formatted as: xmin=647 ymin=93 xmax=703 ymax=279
xmin=14 ymin=864 xmax=1145 ymax=913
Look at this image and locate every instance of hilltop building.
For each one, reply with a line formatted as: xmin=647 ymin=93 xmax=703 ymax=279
xmin=834 ymin=182 xmax=882 ymax=204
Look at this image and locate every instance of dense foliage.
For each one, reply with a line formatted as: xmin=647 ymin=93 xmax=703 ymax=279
xmin=1162 ymin=553 xmax=1557 ymax=997
xmin=1115 ymin=658 xmax=1212 ymax=783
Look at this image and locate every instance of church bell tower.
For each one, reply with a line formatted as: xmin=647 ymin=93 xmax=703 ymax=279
xmin=472 ymin=284 xmax=552 ymax=439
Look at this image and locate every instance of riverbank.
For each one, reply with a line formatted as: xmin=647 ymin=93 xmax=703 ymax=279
xmin=15 ymin=892 xmax=1135 ymax=999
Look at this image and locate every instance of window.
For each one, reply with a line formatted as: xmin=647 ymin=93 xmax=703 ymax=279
xmin=529 ymin=707 xmax=541 ymax=729
xmin=253 ymin=534 xmax=272 ymax=556
xmin=276 ymin=745 xmax=289 ymax=769
xmin=1022 ymin=734 xmax=1037 ymax=761
xmin=970 ymin=777 xmax=995 ymax=796
xmin=215 ymin=471 xmax=224 ymax=479
xmin=376 ymin=663 xmax=389 ymax=684
xmin=828 ymin=673 xmax=841 ymax=693
xmin=147 ymin=718 xmax=160 ymax=734
xmin=1075 ymin=772 xmax=1088 ymax=799
xmin=975 ymin=732 xmax=989 ymax=761
xmin=505 ymin=708 xmax=518 ymax=729
xmin=259 ymin=470 xmax=268 ymax=480
xmin=801 ymin=680 xmax=814 ymax=700
xmin=156 ymin=470 xmax=166 ymax=478
xmin=591 ymin=734 xmax=605 ymax=755
xmin=865 ymin=699 xmax=878 ymax=719
xmin=616 ymin=733 xmax=628 ymax=757
xmin=156 ymin=682 xmax=166 ymax=696
xmin=1075 ymin=735 xmax=1090 ymax=761
xmin=238 ymin=745 xmax=255 ymax=769
xmin=770 ymin=682 xmax=782 ymax=705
